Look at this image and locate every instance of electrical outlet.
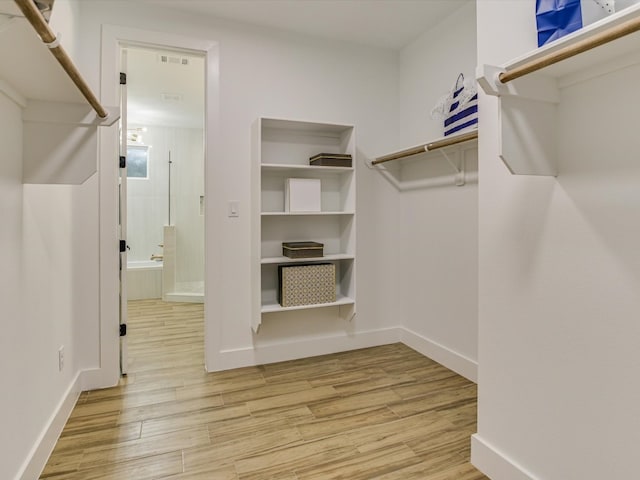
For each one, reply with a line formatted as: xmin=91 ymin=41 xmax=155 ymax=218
xmin=58 ymin=346 xmax=64 ymax=372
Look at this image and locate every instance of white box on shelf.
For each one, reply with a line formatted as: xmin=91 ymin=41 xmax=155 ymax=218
xmin=285 ymin=178 xmax=321 ymax=212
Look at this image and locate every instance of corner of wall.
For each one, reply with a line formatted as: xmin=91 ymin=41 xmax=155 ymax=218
xmin=400 ymin=327 xmax=478 ymax=382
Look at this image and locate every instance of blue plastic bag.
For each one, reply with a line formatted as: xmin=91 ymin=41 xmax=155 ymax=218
xmin=536 ymin=0 xmax=583 ymax=46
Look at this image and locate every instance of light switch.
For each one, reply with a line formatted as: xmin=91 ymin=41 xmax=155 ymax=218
xmin=228 ymin=201 xmax=239 ymax=217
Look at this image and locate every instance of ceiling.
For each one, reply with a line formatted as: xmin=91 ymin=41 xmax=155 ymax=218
xmin=137 ymin=0 xmax=470 ymax=50
xmin=126 ymin=46 xmax=205 ymax=129
xmin=125 ymin=0 xmax=469 ymax=130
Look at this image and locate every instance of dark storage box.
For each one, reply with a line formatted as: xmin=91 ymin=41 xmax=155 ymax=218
xmin=282 ymin=241 xmax=324 ymax=259
xmin=309 ymin=153 xmax=352 ymax=167
xmin=278 ymin=263 xmax=336 ymax=307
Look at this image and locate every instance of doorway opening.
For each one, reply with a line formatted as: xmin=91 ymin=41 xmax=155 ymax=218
xmin=121 ymin=44 xmax=206 ymax=374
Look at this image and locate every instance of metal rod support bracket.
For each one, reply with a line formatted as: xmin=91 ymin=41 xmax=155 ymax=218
xmin=439 ymin=150 xmax=465 ymax=186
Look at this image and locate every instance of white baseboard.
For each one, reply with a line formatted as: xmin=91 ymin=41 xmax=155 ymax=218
xmin=214 ymin=327 xmax=402 ymax=371
xmin=17 ymin=372 xmax=81 ymax=480
xmin=471 ymin=434 xmax=538 ymax=480
xmin=214 ymin=326 xmax=478 ymax=383
xmin=164 ymin=293 xmax=204 ymax=304
xmin=400 ymin=327 xmax=478 ymax=382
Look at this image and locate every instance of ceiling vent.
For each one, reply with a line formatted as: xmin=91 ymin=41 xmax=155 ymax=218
xmin=158 ymin=54 xmax=190 ymax=66
xmin=161 ymin=93 xmax=183 ymax=102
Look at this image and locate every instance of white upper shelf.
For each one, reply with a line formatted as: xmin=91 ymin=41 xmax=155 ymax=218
xmin=479 ymin=3 xmax=640 ymax=97
xmin=261 ymin=211 xmax=355 ymax=216
xmin=261 ymin=295 xmax=355 ymax=314
xmin=1 ymin=4 xmax=118 ymax=185
xmin=261 ymin=253 xmax=355 ymax=264
xmin=0 ymin=12 xmax=83 ymax=105
xmin=261 ymin=163 xmax=353 ymax=174
xmin=261 ymin=117 xmax=353 ymax=136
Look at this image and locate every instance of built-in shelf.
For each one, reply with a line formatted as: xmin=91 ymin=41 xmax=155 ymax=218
xmin=261 ymin=254 xmax=355 ymax=265
xmin=0 ymin=2 xmax=119 ymax=185
xmin=261 ymin=295 xmax=355 ymax=314
xmin=262 ymin=163 xmax=353 ymax=174
xmin=261 ymin=211 xmax=355 ymax=216
xmin=480 ymin=3 xmax=640 ymax=87
xmin=0 ymin=4 xmax=81 ymax=105
xmin=251 ymin=117 xmax=356 ymax=332
xmin=477 ymin=3 xmax=640 ymax=176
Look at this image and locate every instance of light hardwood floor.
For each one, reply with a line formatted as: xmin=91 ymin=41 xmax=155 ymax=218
xmin=41 ymin=299 xmax=488 ymax=479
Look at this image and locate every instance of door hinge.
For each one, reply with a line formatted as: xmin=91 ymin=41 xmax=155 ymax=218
xmin=119 ymin=156 xmax=126 ymax=168
xmin=120 ymin=72 xmax=127 ymax=85
xmin=119 ymin=240 xmax=127 ymax=253
xmin=120 ymin=324 xmax=127 ymax=337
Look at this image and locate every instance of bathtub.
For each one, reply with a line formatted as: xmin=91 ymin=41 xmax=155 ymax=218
xmin=127 ymin=260 xmax=163 ymax=300
xmin=127 ymin=260 xmax=163 ymax=271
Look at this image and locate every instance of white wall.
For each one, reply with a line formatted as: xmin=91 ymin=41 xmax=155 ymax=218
xmin=77 ymin=1 xmax=400 ymax=372
xmin=47 ymin=0 xmax=81 ymax=63
xmin=395 ymin=2 xmax=478 ymax=380
xmin=0 ymin=91 xmax=27 ymax=480
xmin=0 ymin=95 xmax=82 ymax=478
xmin=170 ymin=128 xmax=205 ymax=286
xmin=72 ymin=175 xmax=101 ymax=369
xmin=0 ymin=2 xmax=100 ymax=476
xmin=474 ymin=1 xmax=640 ymax=479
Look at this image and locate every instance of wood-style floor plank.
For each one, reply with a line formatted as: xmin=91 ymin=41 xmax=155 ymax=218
xmin=296 ymin=406 xmax=398 ymax=441
xmin=40 ymin=299 xmax=488 ymax=480
xmin=295 ymin=443 xmax=423 ymax=480
xmin=182 ymin=426 xmax=304 ymax=473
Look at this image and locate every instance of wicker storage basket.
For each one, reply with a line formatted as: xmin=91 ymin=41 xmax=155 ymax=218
xmin=309 ymin=153 xmax=352 ymax=167
xmin=278 ymin=263 xmax=336 ymax=307
xmin=282 ymin=241 xmax=324 ymax=259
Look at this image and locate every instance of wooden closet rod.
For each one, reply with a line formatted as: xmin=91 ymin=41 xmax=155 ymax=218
xmin=14 ymin=0 xmax=109 ymax=118
xmin=500 ymin=14 xmax=640 ymax=84
xmin=372 ymin=130 xmax=478 ymax=165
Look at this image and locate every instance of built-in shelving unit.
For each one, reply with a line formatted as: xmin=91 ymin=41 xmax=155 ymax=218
xmin=0 ymin=0 xmax=119 ymax=184
xmin=261 ymin=211 xmax=355 ymax=216
xmin=251 ymin=117 xmax=356 ymax=332
xmin=477 ymin=3 xmax=640 ymax=176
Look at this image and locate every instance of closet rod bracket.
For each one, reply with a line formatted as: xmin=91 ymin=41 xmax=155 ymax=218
xmin=477 ymin=63 xmax=560 ymax=103
xmin=439 ymin=150 xmax=465 ymax=186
